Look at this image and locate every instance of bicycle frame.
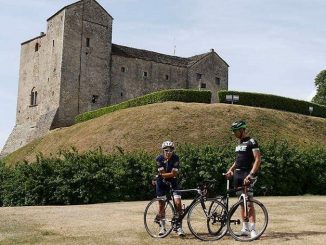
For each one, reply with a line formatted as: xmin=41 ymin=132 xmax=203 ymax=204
xmin=220 ymin=175 xmax=257 ymax=210
xmin=218 ymin=174 xmax=258 ymax=228
xmin=169 ymin=188 xmax=205 ymax=221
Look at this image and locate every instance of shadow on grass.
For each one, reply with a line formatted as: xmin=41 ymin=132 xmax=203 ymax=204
xmin=170 ymin=231 xmax=326 ymax=242
xmin=263 ymin=231 xmax=326 ymax=241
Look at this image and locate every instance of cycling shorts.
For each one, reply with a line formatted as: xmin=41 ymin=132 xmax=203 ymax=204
xmin=156 ymin=178 xmax=181 ymax=199
xmin=234 ymin=169 xmax=253 ymax=197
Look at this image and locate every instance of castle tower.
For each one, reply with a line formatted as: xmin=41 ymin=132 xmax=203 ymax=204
xmin=1 ymin=0 xmax=113 ymax=156
xmin=55 ymin=0 xmax=113 ymax=127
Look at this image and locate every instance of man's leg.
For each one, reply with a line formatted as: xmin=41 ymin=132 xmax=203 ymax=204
xmin=239 ymin=202 xmax=250 ymax=235
xmin=248 ymin=201 xmax=257 ymax=238
xmin=235 ymin=171 xmax=250 ymax=235
xmin=156 ymin=180 xmax=167 ymax=235
xmin=174 ymin=195 xmax=185 ymax=237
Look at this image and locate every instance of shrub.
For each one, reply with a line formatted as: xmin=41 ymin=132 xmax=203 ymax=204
xmin=76 ymin=89 xmax=212 ymax=123
xmin=0 ymin=141 xmax=324 ymax=206
xmin=218 ymin=90 xmax=326 ymax=118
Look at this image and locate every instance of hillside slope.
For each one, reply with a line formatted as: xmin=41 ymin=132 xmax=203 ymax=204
xmin=5 ymin=102 xmax=326 ymax=164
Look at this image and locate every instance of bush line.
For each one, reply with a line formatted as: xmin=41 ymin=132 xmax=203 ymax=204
xmin=218 ymin=90 xmax=326 ymax=118
xmin=75 ymin=89 xmax=212 ymax=123
xmin=0 ymin=141 xmax=325 ymax=206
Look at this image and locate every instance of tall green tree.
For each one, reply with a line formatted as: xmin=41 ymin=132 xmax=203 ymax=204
xmin=312 ymin=70 xmax=326 ymax=105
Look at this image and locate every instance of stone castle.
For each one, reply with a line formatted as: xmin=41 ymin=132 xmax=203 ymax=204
xmin=1 ymin=0 xmax=229 ymax=157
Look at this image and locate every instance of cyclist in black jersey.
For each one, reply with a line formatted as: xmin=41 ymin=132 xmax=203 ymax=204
xmin=225 ymin=120 xmax=261 ymax=238
xmin=155 ymin=141 xmax=185 ymax=237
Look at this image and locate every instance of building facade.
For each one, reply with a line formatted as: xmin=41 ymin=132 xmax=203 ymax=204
xmin=1 ymin=0 xmax=229 ymax=157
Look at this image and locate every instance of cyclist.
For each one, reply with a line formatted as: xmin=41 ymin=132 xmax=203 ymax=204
xmin=225 ymin=120 xmax=261 ymax=239
xmin=155 ymin=140 xmax=185 ymax=237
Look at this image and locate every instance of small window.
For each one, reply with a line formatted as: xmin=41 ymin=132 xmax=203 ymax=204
xmin=92 ymin=95 xmax=98 ymax=103
xmin=121 ymin=67 xmax=126 ymax=72
xmin=165 ymin=75 xmax=169 ymax=80
xmin=200 ymin=83 xmax=206 ymax=89
xmin=143 ymin=71 xmax=148 ymax=78
xmin=86 ymin=38 xmax=90 ymax=47
xmin=30 ymin=87 xmax=38 ymax=106
xmin=196 ymin=73 xmax=202 ymax=81
xmin=35 ymin=43 xmax=39 ymax=52
xmin=215 ymin=77 xmax=221 ymax=86
xmin=121 ymin=92 xmax=123 ymax=97
xmin=53 ymin=40 xmax=55 ymax=47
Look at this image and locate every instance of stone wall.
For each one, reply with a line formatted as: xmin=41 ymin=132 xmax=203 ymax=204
xmin=109 ymin=55 xmax=187 ymax=104
xmin=188 ymin=51 xmax=228 ymax=103
xmin=57 ymin=0 xmax=112 ymax=127
xmin=1 ymin=9 xmax=66 ymax=157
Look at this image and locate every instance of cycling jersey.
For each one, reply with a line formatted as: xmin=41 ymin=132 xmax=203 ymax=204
xmin=156 ymin=154 xmax=180 ymax=179
xmin=155 ymin=153 xmax=180 ymax=198
xmin=235 ymin=137 xmax=259 ymax=170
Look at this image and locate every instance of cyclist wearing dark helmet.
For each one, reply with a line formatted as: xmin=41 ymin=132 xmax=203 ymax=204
xmin=226 ymin=120 xmax=261 ymax=239
xmin=155 ymin=141 xmax=185 ymax=237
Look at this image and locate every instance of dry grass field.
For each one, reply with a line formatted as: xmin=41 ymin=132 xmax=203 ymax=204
xmin=0 ymin=196 xmax=325 ymax=244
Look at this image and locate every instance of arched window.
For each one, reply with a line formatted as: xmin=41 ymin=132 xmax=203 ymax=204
xmin=30 ymin=87 xmax=38 ymax=106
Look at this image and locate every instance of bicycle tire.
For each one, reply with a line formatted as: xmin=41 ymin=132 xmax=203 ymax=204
xmin=144 ymin=198 xmax=175 ymax=238
xmin=227 ymin=198 xmax=268 ymax=241
xmin=187 ymin=198 xmax=228 ymax=241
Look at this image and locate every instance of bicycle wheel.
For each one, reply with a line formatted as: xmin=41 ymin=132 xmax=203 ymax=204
xmin=187 ymin=198 xmax=228 ymax=241
xmin=144 ymin=198 xmax=175 ymax=238
xmin=227 ymin=198 xmax=268 ymax=241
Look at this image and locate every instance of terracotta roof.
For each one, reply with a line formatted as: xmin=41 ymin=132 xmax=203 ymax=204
xmin=112 ymin=44 xmax=229 ymax=68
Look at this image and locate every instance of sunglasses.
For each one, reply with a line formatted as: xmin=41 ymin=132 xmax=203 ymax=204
xmin=232 ymin=129 xmax=240 ymax=134
xmin=164 ymin=149 xmax=174 ymax=153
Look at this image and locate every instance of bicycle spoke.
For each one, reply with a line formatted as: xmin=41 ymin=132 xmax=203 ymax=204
xmin=227 ymin=199 xmax=268 ymax=241
xmin=187 ymin=199 xmax=228 ymax=241
xmin=144 ymin=198 xmax=174 ymax=238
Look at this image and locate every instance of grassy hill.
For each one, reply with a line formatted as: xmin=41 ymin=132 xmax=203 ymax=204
xmin=4 ymin=102 xmax=326 ymax=165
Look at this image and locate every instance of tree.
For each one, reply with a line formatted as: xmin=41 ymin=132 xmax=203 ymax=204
xmin=312 ymin=70 xmax=326 ymax=106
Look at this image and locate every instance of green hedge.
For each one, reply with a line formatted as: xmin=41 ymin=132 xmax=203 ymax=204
xmin=0 ymin=141 xmax=325 ymax=206
xmin=218 ymin=90 xmax=326 ymax=118
xmin=76 ymin=89 xmax=212 ymax=123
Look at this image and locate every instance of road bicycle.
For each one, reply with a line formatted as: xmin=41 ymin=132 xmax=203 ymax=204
xmin=210 ymin=174 xmax=269 ymax=241
xmin=144 ymin=179 xmax=228 ymax=241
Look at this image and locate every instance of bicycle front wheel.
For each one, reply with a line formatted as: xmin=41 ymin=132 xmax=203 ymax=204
xmin=227 ymin=198 xmax=268 ymax=241
xmin=187 ymin=198 xmax=228 ymax=241
xmin=144 ymin=198 xmax=175 ymax=238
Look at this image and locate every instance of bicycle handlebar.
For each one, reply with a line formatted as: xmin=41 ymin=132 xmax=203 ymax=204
xmin=222 ymin=172 xmax=258 ymax=189
xmin=154 ymin=175 xmax=213 ymax=196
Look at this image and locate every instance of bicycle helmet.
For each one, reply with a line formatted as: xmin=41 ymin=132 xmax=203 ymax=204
xmin=161 ymin=141 xmax=175 ymax=149
xmin=230 ymin=120 xmax=247 ymax=131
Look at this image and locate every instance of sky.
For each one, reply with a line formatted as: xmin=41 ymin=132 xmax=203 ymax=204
xmin=0 ymin=0 xmax=325 ymax=152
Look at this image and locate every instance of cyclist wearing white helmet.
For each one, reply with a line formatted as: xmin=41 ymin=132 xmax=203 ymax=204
xmin=226 ymin=120 xmax=261 ymax=239
xmin=155 ymin=141 xmax=185 ymax=237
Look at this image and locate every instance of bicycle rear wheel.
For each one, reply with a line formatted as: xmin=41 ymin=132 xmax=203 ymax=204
xmin=227 ymin=198 xmax=268 ymax=241
xmin=187 ymin=198 xmax=228 ymax=241
xmin=144 ymin=198 xmax=174 ymax=238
